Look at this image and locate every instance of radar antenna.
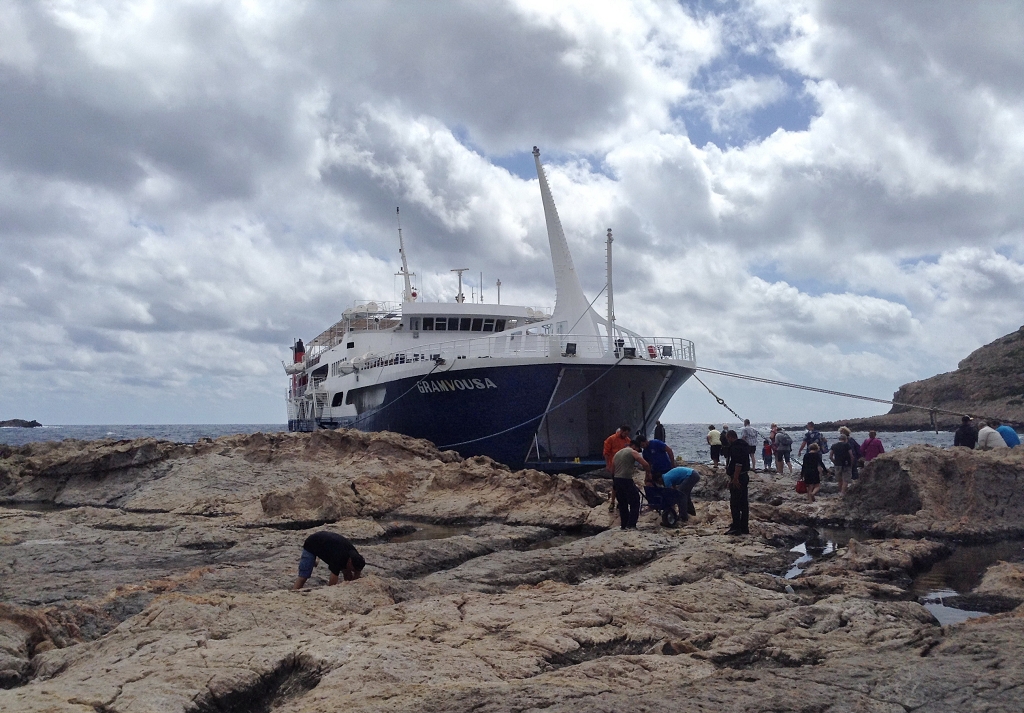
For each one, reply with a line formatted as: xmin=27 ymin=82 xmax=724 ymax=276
xmin=396 ymin=207 xmax=417 ymax=302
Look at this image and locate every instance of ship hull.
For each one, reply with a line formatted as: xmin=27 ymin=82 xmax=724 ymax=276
xmin=289 ymin=359 xmax=693 ymax=471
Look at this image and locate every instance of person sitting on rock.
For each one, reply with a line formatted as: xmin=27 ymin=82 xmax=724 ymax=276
xmin=977 ymin=420 xmax=1009 ymax=451
xmin=995 ymin=421 xmax=1021 ymax=449
xmin=953 ymin=416 xmax=978 ymax=449
xmin=293 ymin=531 xmax=365 ymax=590
xmin=662 ymin=466 xmax=700 ymax=522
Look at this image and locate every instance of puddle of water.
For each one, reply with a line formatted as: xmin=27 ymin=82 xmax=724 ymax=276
xmin=785 ymin=528 xmax=853 ymax=579
xmin=909 ymin=539 xmax=1024 ymax=599
xmin=786 ymin=529 xmax=1024 ymax=625
xmin=387 ymin=523 xmax=476 ymax=542
xmin=526 ymin=534 xmax=586 ymax=551
xmin=919 ymin=590 xmax=993 ymax=626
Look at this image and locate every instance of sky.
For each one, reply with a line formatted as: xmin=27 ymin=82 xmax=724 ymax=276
xmin=1 ymin=0 xmax=1023 ymax=426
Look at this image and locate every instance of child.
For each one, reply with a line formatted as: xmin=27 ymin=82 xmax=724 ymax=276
xmin=801 ymin=443 xmax=824 ymax=503
xmin=761 ymin=438 xmax=774 ymax=472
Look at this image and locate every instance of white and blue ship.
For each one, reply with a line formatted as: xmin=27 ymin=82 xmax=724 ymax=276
xmin=285 ymin=147 xmax=696 ymax=472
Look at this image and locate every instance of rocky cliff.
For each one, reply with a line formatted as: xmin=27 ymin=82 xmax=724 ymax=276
xmin=3 ymin=431 xmax=1024 ymax=711
xmin=823 ymin=325 xmax=1024 ymax=431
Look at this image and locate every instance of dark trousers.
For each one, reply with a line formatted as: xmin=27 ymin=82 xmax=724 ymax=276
xmin=729 ymin=472 xmax=749 ymax=532
xmin=672 ymin=474 xmax=700 ymax=520
xmin=613 ymin=478 xmax=641 ymax=529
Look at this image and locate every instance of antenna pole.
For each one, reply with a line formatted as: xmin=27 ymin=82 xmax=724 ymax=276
xmin=396 ymin=207 xmax=416 ymax=302
xmin=451 ymin=268 xmax=469 ymax=303
xmin=496 ymin=279 xmax=501 ymax=305
xmin=479 ymin=271 xmax=483 ymax=303
xmin=606 ymin=228 xmax=615 ymax=353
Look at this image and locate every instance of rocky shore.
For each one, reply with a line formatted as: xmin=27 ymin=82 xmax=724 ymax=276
xmin=0 ymin=419 xmax=42 ymax=428
xmin=2 ymin=430 xmax=1024 ymax=711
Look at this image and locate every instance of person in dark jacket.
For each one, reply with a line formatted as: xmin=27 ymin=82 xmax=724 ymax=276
xmin=293 ymin=531 xmax=365 ymax=589
xmin=653 ymin=420 xmax=666 ymax=442
xmin=801 ymin=443 xmax=824 ymax=502
xmin=725 ymin=430 xmax=750 ymax=535
xmin=953 ymin=416 xmax=978 ymax=449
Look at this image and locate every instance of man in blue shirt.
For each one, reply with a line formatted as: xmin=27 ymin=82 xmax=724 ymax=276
xmin=798 ymin=421 xmax=827 ymax=458
xmin=996 ymin=421 xmax=1021 ymax=448
xmin=639 ymin=436 xmax=675 ymax=484
xmin=662 ymin=466 xmax=700 ymax=522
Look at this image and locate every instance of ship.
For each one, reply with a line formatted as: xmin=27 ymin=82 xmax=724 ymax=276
xmin=285 ymin=147 xmax=696 ymax=472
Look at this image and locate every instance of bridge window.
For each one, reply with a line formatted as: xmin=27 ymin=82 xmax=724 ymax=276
xmin=471 ymin=318 xmax=483 ymax=331
xmin=449 ymin=317 xmax=460 ymax=330
xmin=434 ymin=318 xmax=446 ymax=331
xmin=410 ymin=318 xmax=420 ymax=331
xmin=331 ymin=392 xmax=344 ymax=407
xmin=422 ymin=317 xmax=434 ymax=330
xmin=347 ymin=341 xmax=355 ymax=349
xmin=495 ymin=319 xmax=506 ymax=332
xmin=482 ymin=318 xmax=494 ymax=332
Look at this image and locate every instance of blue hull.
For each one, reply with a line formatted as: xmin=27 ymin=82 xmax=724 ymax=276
xmin=290 ymin=361 xmax=693 ymax=471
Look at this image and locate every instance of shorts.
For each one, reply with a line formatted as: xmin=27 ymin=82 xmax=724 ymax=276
xmin=710 ymin=445 xmax=722 ymax=459
xmin=747 ymin=443 xmax=757 ymax=454
xmin=298 ymin=548 xmax=317 ymax=578
xmin=835 ymin=464 xmax=852 ymax=483
xmin=775 ymin=450 xmax=791 ymax=464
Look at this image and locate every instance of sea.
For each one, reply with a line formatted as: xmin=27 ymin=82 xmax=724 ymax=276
xmin=0 ymin=422 xmax=952 ymax=464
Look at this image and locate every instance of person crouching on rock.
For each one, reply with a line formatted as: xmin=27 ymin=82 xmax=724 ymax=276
xmin=293 ymin=531 xmax=365 ymax=590
xmin=612 ymin=439 xmax=650 ymax=530
xmin=662 ymin=466 xmax=700 ymax=523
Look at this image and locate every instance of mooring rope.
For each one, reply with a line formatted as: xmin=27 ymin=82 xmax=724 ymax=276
xmin=693 ymin=366 xmax=1021 ymax=428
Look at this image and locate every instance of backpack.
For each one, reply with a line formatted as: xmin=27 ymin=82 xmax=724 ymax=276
xmin=848 ymin=438 xmax=861 ymax=459
xmin=776 ymin=432 xmax=793 ymax=449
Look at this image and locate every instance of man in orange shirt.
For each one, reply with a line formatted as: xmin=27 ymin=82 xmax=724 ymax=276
xmin=603 ymin=425 xmax=632 ymax=512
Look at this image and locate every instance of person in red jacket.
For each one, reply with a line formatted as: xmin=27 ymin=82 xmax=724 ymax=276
xmin=603 ymin=425 xmax=632 ymax=512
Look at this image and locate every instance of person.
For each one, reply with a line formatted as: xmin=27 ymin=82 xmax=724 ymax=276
xmin=654 ymin=420 xmax=666 ymax=442
xmin=603 ymin=425 xmax=632 ymax=511
xmin=739 ymin=419 xmax=759 ymax=471
xmin=662 ymin=466 xmax=700 ymax=523
xmin=977 ymin=420 xmax=1009 ymax=451
xmin=773 ymin=427 xmax=794 ymax=475
xmin=612 ymin=439 xmax=650 ymax=530
xmin=761 ymin=438 xmax=774 ymax=472
xmin=640 ymin=435 xmax=674 ymax=485
xmin=996 ymin=421 xmax=1021 ymax=448
xmin=829 ymin=434 xmax=853 ymax=495
xmin=725 ymin=430 xmax=750 ymax=535
xmin=953 ymin=416 xmax=978 ymax=449
xmin=798 ymin=422 xmax=827 ymax=457
xmin=839 ymin=427 xmax=861 ymax=480
xmin=800 ymin=443 xmax=825 ymax=503
xmin=293 ymin=531 xmax=365 ymax=590
xmin=706 ymin=425 xmax=722 ymax=470
xmin=861 ymin=431 xmax=885 ymax=461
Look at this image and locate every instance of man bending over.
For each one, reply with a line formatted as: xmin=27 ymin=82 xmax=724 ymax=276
xmin=293 ymin=531 xmax=365 ymax=589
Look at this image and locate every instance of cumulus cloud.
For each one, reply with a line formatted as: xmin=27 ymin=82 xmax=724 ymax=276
xmin=0 ymin=0 xmax=1022 ymax=426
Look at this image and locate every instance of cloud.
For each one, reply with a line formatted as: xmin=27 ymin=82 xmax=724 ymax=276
xmin=0 ymin=0 xmax=1022 ymax=427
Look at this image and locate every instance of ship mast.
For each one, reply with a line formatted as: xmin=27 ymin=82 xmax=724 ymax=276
xmin=396 ymin=207 xmax=416 ymax=303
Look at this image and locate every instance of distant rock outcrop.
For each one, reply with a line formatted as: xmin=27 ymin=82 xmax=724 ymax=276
xmin=823 ymin=325 xmax=1024 ymax=431
xmin=0 ymin=419 xmax=41 ymax=428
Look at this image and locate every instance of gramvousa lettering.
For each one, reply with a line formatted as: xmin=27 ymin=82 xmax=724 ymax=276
xmin=417 ymin=378 xmax=498 ymax=393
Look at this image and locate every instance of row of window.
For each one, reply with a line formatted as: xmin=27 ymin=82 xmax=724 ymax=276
xmin=410 ymin=317 xmax=510 ymax=333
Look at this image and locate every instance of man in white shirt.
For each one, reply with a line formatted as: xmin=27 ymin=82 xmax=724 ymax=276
xmin=977 ymin=420 xmax=1009 ymax=451
xmin=739 ymin=419 xmax=759 ymax=471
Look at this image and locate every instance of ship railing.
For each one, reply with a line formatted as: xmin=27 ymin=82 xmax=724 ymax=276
xmin=355 ymin=333 xmax=695 ymax=371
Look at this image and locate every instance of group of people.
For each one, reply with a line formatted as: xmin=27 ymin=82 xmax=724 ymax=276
xmin=954 ymin=415 xmax=1021 ymax=450
xmin=603 ymin=424 xmax=700 ymax=531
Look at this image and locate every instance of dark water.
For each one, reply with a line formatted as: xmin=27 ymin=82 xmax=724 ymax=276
xmin=786 ymin=528 xmax=1024 ymax=625
xmin=662 ymin=423 xmax=951 ymax=466
xmin=1 ymin=422 xmax=949 ymax=459
xmin=0 ymin=424 xmax=288 ymax=447
xmin=388 ymin=523 xmax=475 ymax=542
